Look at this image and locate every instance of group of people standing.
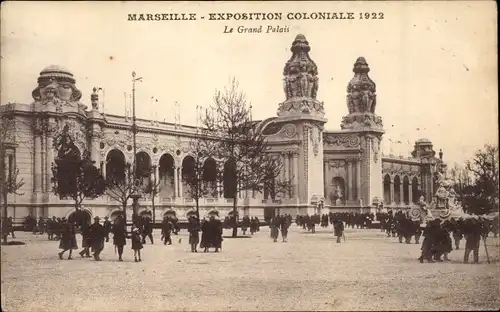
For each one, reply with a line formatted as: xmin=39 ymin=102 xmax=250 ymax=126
xmin=419 ymin=216 xmax=495 ymax=264
xmin=295 ymin=213 xmax=346 ymax=242
xmin=269 ymin=214 xmax=292 ymax=242
xmin=380 ymin=210 xmax=497 ymax=264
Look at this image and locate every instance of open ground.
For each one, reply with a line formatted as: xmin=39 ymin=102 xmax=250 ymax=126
xmin=1 ymin=226 xmax=499 ymax=311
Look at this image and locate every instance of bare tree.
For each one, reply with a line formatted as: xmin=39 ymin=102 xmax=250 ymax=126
xmin=144 ymin=165 xmax=161 ymax=223
xmin=449 ymin=163 xmax=473 ymax=205
xmin=183 ymin=131 xmax=218 ymax=218
xmin=105 ymin=162 xmax=136 ymax=221
xmin=463 ymin=144 xmax=499 ymax=214
xmin=201 ymin=79 xmax=292 ymax=237
xmin=0 ymin=110 xmax=25 ymax=242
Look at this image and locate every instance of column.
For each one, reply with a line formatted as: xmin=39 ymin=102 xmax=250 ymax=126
xmin=409 ymin=183 xmax=413 ymax=206
xmin=217 ymin=180 xmax=222 ymax=198
xmin=280 ymin=153 xmax=285 ymax=181
xmin=45 ymin=134 xmax=54 ymax=194
xmin=324 ymin=161 xmax=328 ymax=203
xmin=390 ymin=181 xmax=395 ymax=205
xmin=178 ymin=167 xmax=183 ymax=198
xmin=101 ymin=161 xmax=106 ymax=180
xmin=41 ymin=134 xmax=46 ymax=192
xmin=348 ymin=159 xmax=353 ymax=201
xmin=399 ymin=182 xmax=404 ymax=205
xmin=173 ymin=165 xmax=178 ymax=197
xmin=356 ymin=159 xmax=361 ymax=201
xmin=34 ymin=135 xmax=42 ymax=193
xmin=284 ymin=153 xmax=290 ymax=198
xmin=292 ymin=152 xmax=299 ymax=198
xmin=91 ymin=139 xmax=100 ymax=171
xmin=155 ymin=165 xmax=160 ymax=185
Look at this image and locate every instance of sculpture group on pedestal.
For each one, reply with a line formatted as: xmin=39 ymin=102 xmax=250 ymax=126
xmin=277 ymin=34 xmax=325 ymax=117
xmin=341 ymin=57 xmax=383 ymax=130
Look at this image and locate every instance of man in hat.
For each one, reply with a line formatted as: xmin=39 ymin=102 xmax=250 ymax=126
xmin=103 ymin=216 xmax=112 ymax=242
xmin=89 ymin=216 xmax=106 ymax=261
xmin=463 ymin=217 xmax=482 ymax=263
xmin=161 ymin=216 xmax=173 ymax=245
xmin=187 ymin=215 xmax=201 ymax=252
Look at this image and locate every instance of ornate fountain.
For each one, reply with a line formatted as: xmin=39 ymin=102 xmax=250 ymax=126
xmin=410 ymin=164 xmax=466 ymax=223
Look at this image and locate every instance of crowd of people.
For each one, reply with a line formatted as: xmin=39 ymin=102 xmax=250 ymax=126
xmin=3 ymin=209 xmax=497 ymax=265
xmin=378 ymin=210 xmax=498 ymax=264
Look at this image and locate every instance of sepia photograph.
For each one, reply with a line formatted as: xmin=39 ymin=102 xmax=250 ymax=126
xmin=0 ymin=1 xmax=498 ymax=311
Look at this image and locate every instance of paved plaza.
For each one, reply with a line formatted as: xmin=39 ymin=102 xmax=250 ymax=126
xmin=1 ymin=226 xmax=499 ymax=311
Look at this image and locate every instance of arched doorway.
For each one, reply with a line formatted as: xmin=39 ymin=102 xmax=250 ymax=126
xmin=106 ymin=149 xmax=126 ymax=183
xmin=207 ymin=210 xmax=219 ymax=217
xmin=394 ymin=175 xmax=401 ymax=204
xmin=203 ymin=158 xmax=218 ymax=197
xmin=182 ymin=155 xmax=196 ymax=198
xmin=140 ymin=210 xmax=152 ymax=218
xmin=186 ymin=210 xmax=197 ymax=219
xmin=159 ymin=153 xmax=175 ymax=198
xmin=109 ymin=210 xmax=124 ymax=222
xmin=331 ymin=177 xmax=346 ymax=205
xmin=403 ymin=175 xmax=410 ymax=205
xmin=163 ymin=209 xmax=176 ymax=218
xmin=223 ymin=159 xmax=237 ymax=198
xmin=383 ymin=174 xmax=391 ymax=205
xmin=412 ymin=177 xmax=420 ymax=203
xmin=68 ymin=209 xmax=92 ymax=226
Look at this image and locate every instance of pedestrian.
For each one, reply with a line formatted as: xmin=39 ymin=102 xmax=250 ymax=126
xmin=141 ymin=216 xmax=154 ymax=244
xmin=188 ymin=215 xmax=201 ymax=252
xmin=280 ymin=216 xmax=290 ymax=242
xmin=103 ymin=216 xmax=112 ymax=242
xmin=270 ymin=217 xmax=280 ymax=242
xmin=131 ymin=227 xmax=143 ymax=262
xmin=161 ymin=216 xmax=173 ymax=245
xmin=58 ymin=220 xmax=78 ymax=260
xmin=112 ymin=215 xmax=127 ymax=261
xmin=89 ymin=216 xmax=106 ymax=261
xmin=209 ymin=215 xmax=223 ymax=252
xmin=79 ymin=220 xmax=91 ymax=258
xmin=463 ymin=218 xmax=482 ymax=264
xmin=333 ymin=219 xmax=344 ymax=243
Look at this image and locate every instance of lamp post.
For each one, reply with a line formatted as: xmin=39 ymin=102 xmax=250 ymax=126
xmin=130 ymin=71 xmax=143 ymax=221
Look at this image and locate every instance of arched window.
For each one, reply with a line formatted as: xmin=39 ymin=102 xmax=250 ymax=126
xmin=383 ymin=174 xmax=391 ymax=204
xmin=181 ymin=155 xmax=196 ymax=198
xmin=403 ymin=176 xmax=410 ymax=205
xmin=159 ymin=153 xmax=175 ymax=197
xmin=106 ymin=149 xmax=126 ymax=183
xmin=223 ymin=159 xmax=237 ymax=198
xmin=203 ymin=158 xmax=218 ymax=197
xmin=394 ymin=175 xmax=401 ymax=204
xmin=412 ymin=177 xmax=420 ymax=203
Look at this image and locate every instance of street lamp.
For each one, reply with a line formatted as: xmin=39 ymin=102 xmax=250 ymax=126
xmin=130 ymin=71 xmax=143 ymax=221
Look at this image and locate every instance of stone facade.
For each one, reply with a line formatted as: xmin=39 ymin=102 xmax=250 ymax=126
xmin=0 ymin=35 xmax=443 ymax=222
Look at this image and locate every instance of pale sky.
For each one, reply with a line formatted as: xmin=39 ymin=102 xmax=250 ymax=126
xmin=1 ymin=1 xmax=497 ymax=166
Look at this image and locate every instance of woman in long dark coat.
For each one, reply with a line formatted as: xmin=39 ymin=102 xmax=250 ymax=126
xmin=58 ymin=220 xmax=78 ymax=260
xmin=112 ymin=216 xmax=127 ymax=261
xmin=200 ymin=217 xmax=210 ymax=252
xmin=210 ymin=216 xmax=223 ymax=252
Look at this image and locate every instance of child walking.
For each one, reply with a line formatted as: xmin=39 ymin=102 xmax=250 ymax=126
xmin=131 ymin=227 xmax=143 ymax=262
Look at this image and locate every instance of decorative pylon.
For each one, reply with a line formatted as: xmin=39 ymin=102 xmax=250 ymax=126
xmin=277 ymin=34 xmax=325 ymax=120
xmin=341 ymin=57 xmax=383 ymax=130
